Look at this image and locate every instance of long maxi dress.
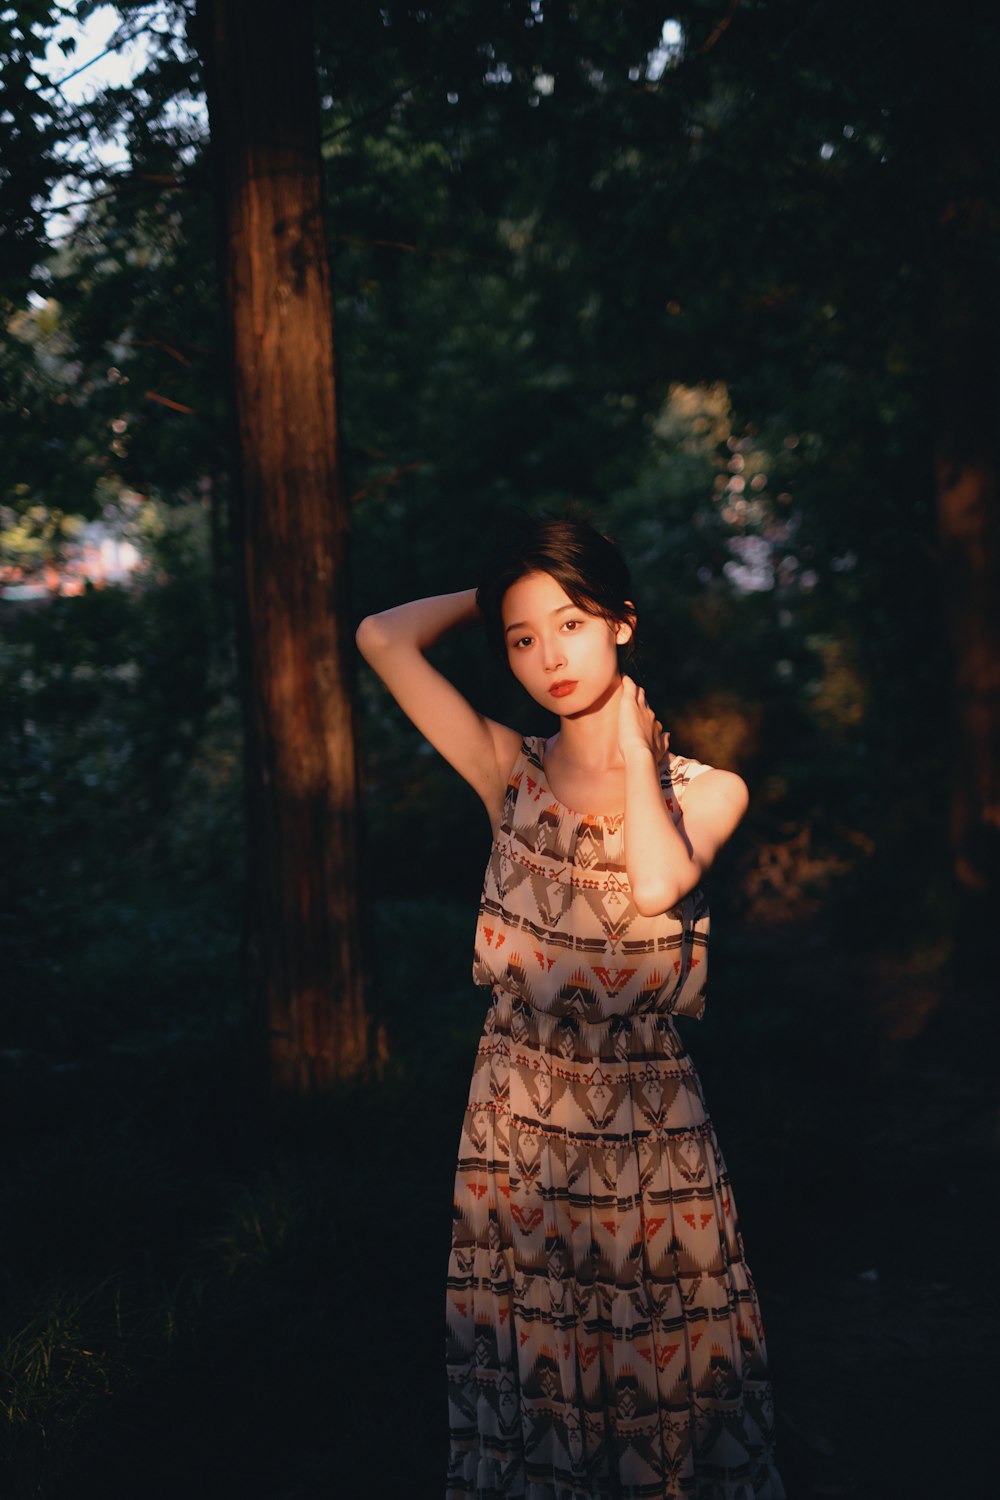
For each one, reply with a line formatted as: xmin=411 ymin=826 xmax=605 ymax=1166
xmin=445 ymin=737 xmax=784 ymax=1500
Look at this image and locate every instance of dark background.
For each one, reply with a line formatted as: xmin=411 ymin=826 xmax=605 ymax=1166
xmin=2 ymin=2 xmax=997 ymax=1495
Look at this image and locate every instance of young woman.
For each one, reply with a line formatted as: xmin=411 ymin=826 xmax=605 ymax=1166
xmin=356 ymin=518 xmax=783 ymax=1500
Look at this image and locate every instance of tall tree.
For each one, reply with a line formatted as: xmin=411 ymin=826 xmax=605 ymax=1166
xmin=928 ymin=16 xmax=1000 ymax=906
xmin=196 ymin=0 xmax=368 ymax=1088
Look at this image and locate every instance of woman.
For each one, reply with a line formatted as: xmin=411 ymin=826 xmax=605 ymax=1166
xmin=356 ymin=518 xmax=783 ymax=1500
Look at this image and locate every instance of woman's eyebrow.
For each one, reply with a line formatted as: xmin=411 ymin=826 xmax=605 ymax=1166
xmin=504 ymin=604 xmax=576 ymax=636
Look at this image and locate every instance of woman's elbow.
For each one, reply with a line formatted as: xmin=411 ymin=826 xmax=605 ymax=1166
xmin=632 ymin=870 xmax=701 ymax=917
xmin=716 ymin=770 xmax=749 ymax=832
xmin=355 ymin=613 xmax=388 ymax=660
xmin=632 ymin=890 xmax=671 ymax=918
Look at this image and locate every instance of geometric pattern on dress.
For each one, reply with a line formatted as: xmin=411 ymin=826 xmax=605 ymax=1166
xmin=447 ymin=737 xmax=784 ymax=1499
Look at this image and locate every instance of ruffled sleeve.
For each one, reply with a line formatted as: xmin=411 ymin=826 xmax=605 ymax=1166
xmin=661 ymin=752 xmax=713 ymax=821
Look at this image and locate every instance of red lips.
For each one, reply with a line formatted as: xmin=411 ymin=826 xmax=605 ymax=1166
xmin=549 ymin=680 xmax=578 ymax=698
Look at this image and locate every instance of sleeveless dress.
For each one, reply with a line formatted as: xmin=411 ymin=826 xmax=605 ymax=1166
xmin=445 ymin=737 xmax=783 ymax=1500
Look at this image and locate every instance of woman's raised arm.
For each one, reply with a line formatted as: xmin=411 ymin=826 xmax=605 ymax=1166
xmin=355 ymin=590 xmax=520 ymax=831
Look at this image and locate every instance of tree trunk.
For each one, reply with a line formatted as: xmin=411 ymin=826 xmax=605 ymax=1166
xmin=933 ymin=138 xmax=1000 ymax=906
xmin=197 ymin=0 xmax=368 ymax=1088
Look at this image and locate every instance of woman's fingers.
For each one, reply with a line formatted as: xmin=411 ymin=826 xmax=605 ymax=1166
xmin=621 ymin=676 xmax=662 ymax=737
xmin=619 ymin=677 xmax=670 ymax=760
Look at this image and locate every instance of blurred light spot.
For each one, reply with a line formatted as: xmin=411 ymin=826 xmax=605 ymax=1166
xmin=533 ymin=72 xmax=554 ymax=95
xmin=751 ymin=473 xmax=767 ymax=490
xmin=831 ymin=551 xmax=858 ymax=572
xmin=820 ymin=143 xmax=834 ymax=160
xmin=810 ymin=638 xmax=870 ymax=731
xmin=447 ymin=91 xmax=459 ymax=104
xmin=647 ymin=18 xmax=682 ymax=81
xmin=724 ymin=535 xmax=774 ymax=594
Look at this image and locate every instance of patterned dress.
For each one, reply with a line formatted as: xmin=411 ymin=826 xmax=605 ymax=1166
xmin=445 ymin=736 xmax=783 ymax=1500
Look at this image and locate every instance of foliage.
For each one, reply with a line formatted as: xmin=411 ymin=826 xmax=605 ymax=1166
xmin=2 ymin=0 xmax=985 ymax=933
xmin=0 ymin=4 xmax=998 ymax=1493
xmin=0 ymin=499 xmax=240 ymax=1055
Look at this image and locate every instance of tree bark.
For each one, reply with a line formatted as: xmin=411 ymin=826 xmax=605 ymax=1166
xmin=197 ymin=0 xmax=368 ymax=1088
xmin=933 ymin=138 xmax=1000 ymax=905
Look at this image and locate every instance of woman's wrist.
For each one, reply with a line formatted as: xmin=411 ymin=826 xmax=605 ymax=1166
xmin=358 ymin=589 xmax=479 ymax=655
xmin=432 ymin=589 xmax=480 ymax=641
xmin=621 ymin=741 xmax=658 ymax=772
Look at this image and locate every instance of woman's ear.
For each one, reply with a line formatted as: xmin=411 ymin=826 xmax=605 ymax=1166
xmin=615 ymin=603 xmax=636 ymax=647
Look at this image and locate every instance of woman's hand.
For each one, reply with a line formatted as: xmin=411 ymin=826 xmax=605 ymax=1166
xmin=618 ymin=674 xmax=669 ymax=763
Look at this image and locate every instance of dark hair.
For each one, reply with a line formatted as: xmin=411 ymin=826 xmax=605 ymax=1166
xmin=477 ymin=513 xmax=637 ymax=665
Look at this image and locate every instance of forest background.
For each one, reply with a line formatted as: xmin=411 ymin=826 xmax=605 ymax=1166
xmin=2 ymin=1 xmax=998 ymax=1496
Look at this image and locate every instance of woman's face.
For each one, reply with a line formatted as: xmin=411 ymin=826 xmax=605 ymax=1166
xmin=500 ymin=570 xmax=632 ymax=715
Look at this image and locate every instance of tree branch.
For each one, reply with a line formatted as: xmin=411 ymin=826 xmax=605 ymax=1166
xmin=349 ymin=460 xmax=424 ymax=504
xmin=322 ymin=66 xmax=442 ymax=143
xmin=701 ymin=0 xmax=740 ymax=55
xmin=120 ymin=336 xmax=195 ymax=365
xmin=333 ymin=233 xmax=500 ymax=268
xmin=37 ymin=18 xmax=157 ymax=93
xmin=144 ymin=390 xmax=193 ymax=414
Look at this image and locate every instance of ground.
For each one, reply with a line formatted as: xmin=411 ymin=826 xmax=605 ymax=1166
xmin=1 ymin=894 xmax=996 ymax=1499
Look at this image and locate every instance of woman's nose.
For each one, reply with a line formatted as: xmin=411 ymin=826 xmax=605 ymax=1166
xmin=542 ymin=639 xmax=566 ymax=672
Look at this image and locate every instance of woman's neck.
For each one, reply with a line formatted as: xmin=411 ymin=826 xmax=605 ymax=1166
xmin=545 ymin=676 xmax=625 ymax=772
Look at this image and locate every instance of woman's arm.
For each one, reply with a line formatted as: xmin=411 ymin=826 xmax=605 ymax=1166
xmin=355 ymin=591 xmax=520 ymax=830
xmin=617 ymin=676 xmax=747 ymax=914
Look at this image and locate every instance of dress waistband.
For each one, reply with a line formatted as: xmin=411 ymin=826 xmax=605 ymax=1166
xmin=482 ymin=986 xmax=689 ymax=1067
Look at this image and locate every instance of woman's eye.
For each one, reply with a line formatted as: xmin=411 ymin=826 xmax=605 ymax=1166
xmin=562 ymin=619 xmax=583 ymax=632
xmin=514 ymin=635 xmax=532 ymax=649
